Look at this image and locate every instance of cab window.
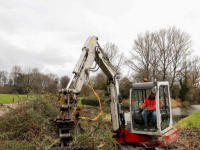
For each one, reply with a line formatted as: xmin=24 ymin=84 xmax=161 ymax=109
xmin=131 ymin=89 xmax=155 ymax=132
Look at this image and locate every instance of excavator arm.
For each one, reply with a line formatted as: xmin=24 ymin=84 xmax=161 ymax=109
xmin=54 ymin=36 xmax=124 ymax=148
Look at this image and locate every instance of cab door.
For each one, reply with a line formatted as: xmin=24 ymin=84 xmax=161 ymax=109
xmin=157 ymin=82 xmax=172 ymax=133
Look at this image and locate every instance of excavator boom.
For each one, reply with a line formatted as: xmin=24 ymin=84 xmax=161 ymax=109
xmin=54 ymin=36 xmax=124 ymax=148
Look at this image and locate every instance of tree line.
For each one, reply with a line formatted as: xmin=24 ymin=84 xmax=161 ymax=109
xmin=0 ymin=27 xmax=199 ymax=104
xmin=0 ymin=66 xmax=70 ymax=94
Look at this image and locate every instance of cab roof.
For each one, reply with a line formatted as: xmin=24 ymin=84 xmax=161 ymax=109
xmin=131 ymin=82 xmax=156 ymax=90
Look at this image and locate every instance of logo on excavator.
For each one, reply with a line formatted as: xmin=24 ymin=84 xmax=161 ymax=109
xmin=90 ymin=39 xmax=93 ymax=44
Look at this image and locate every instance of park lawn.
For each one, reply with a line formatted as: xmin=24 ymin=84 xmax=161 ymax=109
xmin=175 ymin=109 xmax=200 ymax=129
xmin=0 ymin=94 xmax=28 ymax=104
xmin=77 ymin=97 xmax=84 ymax=106
xmin=58 ymin=96 xmax=86 ymax=106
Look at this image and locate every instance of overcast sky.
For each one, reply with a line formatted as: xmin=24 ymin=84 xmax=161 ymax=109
xmin=1 ymin=0 xmax=200 ymax=78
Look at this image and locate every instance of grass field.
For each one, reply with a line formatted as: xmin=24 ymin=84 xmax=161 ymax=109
xmin=0 ymin=94 xmax=29 ymax=103
xmin=77 ymin=97 xmax=84 ymax=106
xmin=175 ymin=109 xmax=200 ymax=129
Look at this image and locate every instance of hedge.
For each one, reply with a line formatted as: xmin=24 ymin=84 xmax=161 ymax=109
xmin=81 ymin=98 xmax=110 ymax=106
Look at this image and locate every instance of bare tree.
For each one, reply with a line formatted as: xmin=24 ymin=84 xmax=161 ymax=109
xmin=31 ymin=68 xmax=43 ymax=93
xmin=103 ymin=42 xmax=124 ymax=74
xmin=21 ymin=67 xmax=33 ymax=93
xmin=21 ymin=67 xmax=43 ymax=93
xmin=60 ymin=75 xmax=70 ymax=89
xmin=92 ymin=73 xmax=107 ymax=91
xmin=126 ymin=27 xmax=192 ymax=89
xmin=154 ymin=28 xmax=172 ymax=81
xmin=188 ymin=57 xmax=200 ymax=87
xmin=119 ymin=77 xmax=130 ymax=98
xmin=10 ymin=65 xmax=22 ymax=86
xmin=80 ymin=84 xmax=90 ymax=97
xmin=47 ymin=73 xmax=59 ymax=93
xmin=126 ymin=31 xmax=157 ymax=81
xmin=169 ymin=27 xmax=191 ymax=91
xmin=0 ymin=71 xmax=8 ymax=93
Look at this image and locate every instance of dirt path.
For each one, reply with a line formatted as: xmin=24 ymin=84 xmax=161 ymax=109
xmin=0 ymin=103 xmax=19 ymax=117
xmin=0 ymin=99 xmax=32 ymax=117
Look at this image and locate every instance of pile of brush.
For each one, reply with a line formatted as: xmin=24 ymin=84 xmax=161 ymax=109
xmin=0 ymin=95 xmax=119 ymax=150
xmin=0 ymin=94 xmax=59 ymax=150
xmin=69 ymin=105 xmax=119 ymax=150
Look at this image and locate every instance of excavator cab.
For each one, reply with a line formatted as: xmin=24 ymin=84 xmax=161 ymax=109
xmin=116 ymin=80 xmax=177 ymax=146
xmin=130 ymin=81 xmax=172 ymax=135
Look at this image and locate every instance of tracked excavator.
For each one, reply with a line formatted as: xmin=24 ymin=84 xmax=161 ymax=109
xmin=54 ymin=36 xmax=178 ymax=149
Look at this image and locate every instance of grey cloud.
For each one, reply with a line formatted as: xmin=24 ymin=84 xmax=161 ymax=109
xmin=0 ymin=37 xmax=77 ymax=77
xmin=0 ymin=1 xmax=48 ymax=34
xmin=0 ymin=37 xmax=43 ymax=71
xmin=78 ymin=0 xmax=135 ymax=18
xmin=185 ymin=10 xmax=200 ymax=20
xmin=36 ymin=46 xmax=77 ymax=65
xmin=41 ymin=66 xmax=73 ymax=78
xmin=0 ymin=13 xmax=21 ymax=34
xmin=0 ymin=0 xmax=48 ymax=14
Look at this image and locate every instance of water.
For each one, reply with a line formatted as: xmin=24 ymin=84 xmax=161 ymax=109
xmin=172 ymin=105 xmax=200 ymax=124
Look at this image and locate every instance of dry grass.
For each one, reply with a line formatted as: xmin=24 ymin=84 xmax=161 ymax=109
xmin=171 ymin=99 xmax=178 ymax=108
xmin=171 ymin=98 xmax=190 ymax=108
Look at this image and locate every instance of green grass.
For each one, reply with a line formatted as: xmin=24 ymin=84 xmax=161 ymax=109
xmin=175 ymin=110 xmax=200 ymax=129
xmin=0 ymin=94 xmax=29 ymax=103
xmin=77 ymin=97 xmax=84 ymax=106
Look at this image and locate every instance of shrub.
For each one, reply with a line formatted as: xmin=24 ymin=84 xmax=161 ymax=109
xmin=81 ymin=98 xmax=110 ymax=106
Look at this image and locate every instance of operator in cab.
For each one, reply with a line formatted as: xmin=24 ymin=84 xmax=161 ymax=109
xmin=140 ymin=88 xmax=162 ymax=127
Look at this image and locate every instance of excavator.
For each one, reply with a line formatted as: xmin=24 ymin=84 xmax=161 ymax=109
xmin=54 ymin=36 xmax=178 ymax=149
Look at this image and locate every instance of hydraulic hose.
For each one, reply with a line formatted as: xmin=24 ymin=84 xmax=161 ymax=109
xmin=80 ymin=77 xmax=102 ymax=121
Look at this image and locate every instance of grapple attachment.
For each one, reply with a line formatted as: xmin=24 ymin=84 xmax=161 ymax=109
xmin=54 ymin=89 xmax=82 ymax=148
